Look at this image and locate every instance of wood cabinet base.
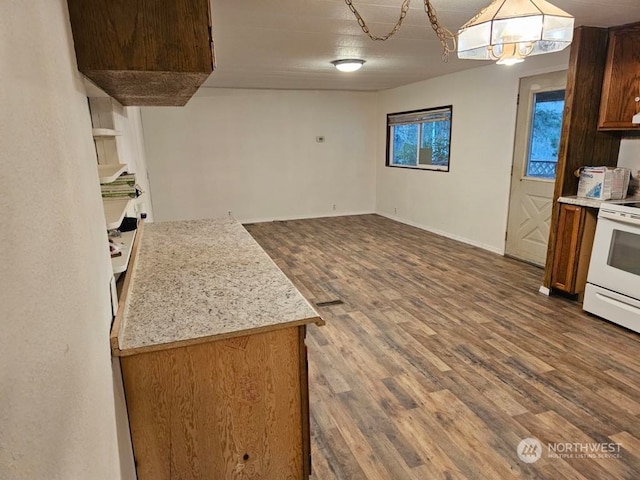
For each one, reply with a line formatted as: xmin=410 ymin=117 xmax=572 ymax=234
xmin=551 ymin=204 xmax=597 ymax=299
xmin=121 ymin=326 xmax=310 ymax=480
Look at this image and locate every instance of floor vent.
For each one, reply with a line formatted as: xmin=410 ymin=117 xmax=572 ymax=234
xmin=315 ymin=299 xmax=344 ymax=307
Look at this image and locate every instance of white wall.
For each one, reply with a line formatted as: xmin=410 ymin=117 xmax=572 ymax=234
xmin=141 ymin=89 xmax=377 ymax=222
xmin=0 ymin=2 xmax=131 ymax=479
xmin=618 ymin=139 xmax=640 ymax=172
xmin=376 ymin=51 xmax=570 ymax=254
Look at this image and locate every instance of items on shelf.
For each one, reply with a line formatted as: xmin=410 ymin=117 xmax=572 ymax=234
xmin=109 ymin=236 xmax=123 ymax=258
xmin=101 ymin=172 xmax=142 ymax=199
xmin=109 ymin=218 xmax=139 ymax=274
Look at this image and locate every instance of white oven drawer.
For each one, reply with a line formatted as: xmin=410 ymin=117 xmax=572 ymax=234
xmin=583 ymin=283 xmax=640 ymax=334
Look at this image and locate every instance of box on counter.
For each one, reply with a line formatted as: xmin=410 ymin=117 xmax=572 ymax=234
xmin=577 ymin=166 xmax=631 ymax=200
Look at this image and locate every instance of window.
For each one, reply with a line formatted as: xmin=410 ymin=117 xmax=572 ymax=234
xmin=386 ymin=106 xmax=452 ymax=171
xmin=525 ymin=89 xmax=564 ymax=179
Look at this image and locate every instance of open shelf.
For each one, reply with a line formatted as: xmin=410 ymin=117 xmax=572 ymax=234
xmin=111 ymin=229 xmax=137 ymax=274
xmin=92 ymin=128 xmax=121 ymax=137
xmin=98 ymin=163 xmax=127 ymax=183
xmin=103 ymin=197 xmax=131 ymax=230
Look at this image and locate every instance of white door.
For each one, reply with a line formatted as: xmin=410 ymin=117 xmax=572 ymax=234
xmin=506 ymin=71 xmax=567 ymax=266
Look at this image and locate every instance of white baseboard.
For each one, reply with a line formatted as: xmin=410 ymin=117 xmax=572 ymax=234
xmin=376 ymin=212 xmax=505 ymax=256
xmin=240 ymin=210 xmax=376 ymax=225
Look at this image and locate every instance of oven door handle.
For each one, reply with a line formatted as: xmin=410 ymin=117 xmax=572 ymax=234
xmin=599 ymin=210 xmax=640 ymax=226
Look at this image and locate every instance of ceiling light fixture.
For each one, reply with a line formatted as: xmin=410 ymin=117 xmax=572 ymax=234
xmin=457 ymin=0 xmax=574 ymax=65
xmin=342 ymin=0 xmax=574 ymax=65
xmin=331 ymin=59 xmax=366 ymax=72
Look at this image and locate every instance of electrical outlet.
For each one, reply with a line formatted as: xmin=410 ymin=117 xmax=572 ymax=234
xmin=228 ymin=210 xmax=232 ymax=217
xmin=332 ymin=204 xmax=336 ymax=211
xmin=394 ymin=207 xmax=397 ymax=214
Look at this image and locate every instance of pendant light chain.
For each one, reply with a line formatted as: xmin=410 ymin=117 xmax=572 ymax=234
xmin=344 ymin=0 xmax=411 ymax=41
xmin=422 ymin=0 xmax=456 ymax=60
xmin=344 ymin=0 xmax=456 ymax=59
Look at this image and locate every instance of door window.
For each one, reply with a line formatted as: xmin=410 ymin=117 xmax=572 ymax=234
xmin=525 ymin=90 xmax=565 ymax=180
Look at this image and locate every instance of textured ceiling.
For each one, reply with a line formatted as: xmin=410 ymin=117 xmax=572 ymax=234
xmin=202 ymin=0 xmax=640 ymax=92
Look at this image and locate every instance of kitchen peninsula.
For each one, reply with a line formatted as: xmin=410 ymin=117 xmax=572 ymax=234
xmin=111 ymin=218 xmax=324 ymax=480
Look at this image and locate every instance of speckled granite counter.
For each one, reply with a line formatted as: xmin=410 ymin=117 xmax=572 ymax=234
xmin=113 ymin=218 xmax=323 ymax=355
xmin=558 ymin=195 xmax=604 ymax=208
xmin=558 ymin=195 xmax=640 ymax=209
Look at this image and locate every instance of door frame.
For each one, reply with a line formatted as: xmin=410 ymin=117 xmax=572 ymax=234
xmin=505 ymin=69 xmax=568 ymax=266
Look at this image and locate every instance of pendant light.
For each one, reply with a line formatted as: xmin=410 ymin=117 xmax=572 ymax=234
xmin=457 ymin=0 xmax=574 ymax=65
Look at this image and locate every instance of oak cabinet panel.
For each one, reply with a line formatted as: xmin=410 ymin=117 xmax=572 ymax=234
xmin=599 ymin=22 xmax=640 ymax=131
xmin=67 ymin=0 xmax=215 ymax=106
xmin=551 ymin=204 xmax=597 ymax=298
xmin=120 ymin=326 xmax=311 ymax=480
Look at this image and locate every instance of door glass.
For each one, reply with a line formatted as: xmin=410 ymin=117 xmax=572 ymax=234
xmin=526 ymin=89 xmax=565 ymax=179
xmin=608 ymin=230 xmax=640 ymax=275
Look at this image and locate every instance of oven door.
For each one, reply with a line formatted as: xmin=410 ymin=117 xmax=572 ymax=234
xmin=587 ymin=210 xmax=640 ymax=300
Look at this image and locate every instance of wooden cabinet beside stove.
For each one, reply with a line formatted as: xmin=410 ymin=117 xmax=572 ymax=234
xmin=599 ymin=22 xmax=640 ymax=131
xmin=551 ymin=204 xmax=597 ymax=298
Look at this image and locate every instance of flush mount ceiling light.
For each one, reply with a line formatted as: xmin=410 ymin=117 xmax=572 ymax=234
xmin=341 ymin=0 xmax=574 ymax=65
xmin=457 ymin=0 xmax=574 ymax=65
xmin=331 ymin=59 xmax=366 ymax=72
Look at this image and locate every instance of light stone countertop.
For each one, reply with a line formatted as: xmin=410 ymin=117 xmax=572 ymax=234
xmin=557 ymin=196 xmax=604 ymax=208
xmin=558 ymin=195 xmax=640 ymax=209
xmin=116 ymin=218 xmax=322 ymax=355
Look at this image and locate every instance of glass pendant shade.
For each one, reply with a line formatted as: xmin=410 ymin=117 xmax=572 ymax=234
xmin=457 ymin=0 xmax=574 ymax=64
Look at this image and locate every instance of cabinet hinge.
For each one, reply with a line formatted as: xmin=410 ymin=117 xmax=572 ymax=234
xmin=516 ymin=94 xmax=520 ymax=106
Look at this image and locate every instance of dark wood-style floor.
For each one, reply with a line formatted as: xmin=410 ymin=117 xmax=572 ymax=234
xmin=245 ymin=214 xmax=640 ymax=480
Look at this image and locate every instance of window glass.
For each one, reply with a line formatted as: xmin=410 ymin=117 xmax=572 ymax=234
xmin=387 ymin=106 xmax=452 ymax=171
xmin=393 ymin=124 xmax=419 ymax=166
xmin=608 ymin=230 xmax=640 ymax=275
xmin=526 ymin=90 xmax=564 ymax=179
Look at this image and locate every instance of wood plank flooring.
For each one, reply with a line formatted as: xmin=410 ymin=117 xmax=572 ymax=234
xmin=244 ymin=214 xmax=640 ymax=480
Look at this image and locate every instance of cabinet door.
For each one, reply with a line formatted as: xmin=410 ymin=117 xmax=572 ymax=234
xmin=599 ymin=23 xmax=640 ymax=131
xmin=121 ymin=327 xmax=306 ymax=480
xmin=551 ymin=204 xmax=585 ymax=293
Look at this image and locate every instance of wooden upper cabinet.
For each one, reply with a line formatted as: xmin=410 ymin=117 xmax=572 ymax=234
xmin=599 ymin=22 xmax=640 ymax=131
xmin=67 ymin=0 xmax=215 ymax=106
